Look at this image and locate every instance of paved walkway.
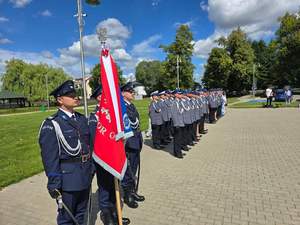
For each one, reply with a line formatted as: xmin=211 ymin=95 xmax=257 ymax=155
xmin=1 ymin=108 xmax=300 ymax=225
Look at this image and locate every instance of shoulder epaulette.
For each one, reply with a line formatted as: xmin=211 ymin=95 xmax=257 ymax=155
xmin=46 ymin=112 xmax=58 ymax=120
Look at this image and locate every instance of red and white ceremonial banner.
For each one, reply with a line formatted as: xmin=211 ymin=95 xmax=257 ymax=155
xmin=93 ymin=49 xmax=127 ymax=180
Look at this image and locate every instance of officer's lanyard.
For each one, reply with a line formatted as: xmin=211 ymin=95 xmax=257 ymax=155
xmin=66 ymin=117 xmax=90 ymax=155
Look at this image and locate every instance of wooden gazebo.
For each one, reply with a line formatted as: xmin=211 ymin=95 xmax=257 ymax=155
xmin=0 ymin=90 xmax=27 ymax=108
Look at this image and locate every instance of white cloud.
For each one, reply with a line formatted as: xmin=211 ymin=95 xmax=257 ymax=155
xmin=9 ymin=0 xmax=32 ymax=8
xmin=0 ymin=38 xmax=13 ymax=44
xmin=41 ymin=50 xmax=53 ymax=59
xmin=200 ymin=1 xmax=209 ymax=12
xmin=59 ymin=18 xmax=131 ymax=60
xmin=208 ymin=0 xmax=300 ymax=34
xmin=58 ymin=18 xmax=135 ymax=74
xmin=193 ymin=30 xmax=224 ymax=59
xmin=40 ymin=10 xmax=52 ymax=17
xmin=0 ymin=48 xmax=84 ymax=77
xmin=112 ymin=49 xmax=132 ymax=62
xmin=96 ymin=18 xmax=131 ymax=42
xmin=131 ymin=34 xmax=161 ymax=56
xmin=0 ymin=16 xmax=9 ymax=22
xmin=173 ymin=20 xmax=195 ymax=28
xmin=194 ymin=0 xmax=300 ymax=59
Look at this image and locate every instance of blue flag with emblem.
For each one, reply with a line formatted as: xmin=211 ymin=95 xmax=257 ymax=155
xmin=120 ymin=91 xmax=134 ymax=139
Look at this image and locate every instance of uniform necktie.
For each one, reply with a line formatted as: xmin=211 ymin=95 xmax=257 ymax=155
xmin=71 ymin=114 xmax=76 ymax=121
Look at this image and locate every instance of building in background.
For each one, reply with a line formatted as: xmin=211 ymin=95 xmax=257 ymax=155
xmin=74 ymin=75 xmax=92 ymax=99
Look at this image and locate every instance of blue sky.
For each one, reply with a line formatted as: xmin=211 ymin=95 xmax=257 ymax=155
xmin=0 ymin=0 xmax=299 ymax=82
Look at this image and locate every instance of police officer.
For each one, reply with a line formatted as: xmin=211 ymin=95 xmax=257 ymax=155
xmin=38 ymin=80 xmax=93 ymax=225
xmin=149 ymin=90 xmax=164 ymax=150
xmin=170 ymin=90 xmax=184 ymax=158
xmin=158 ymin=91 xmax=172 ymax=145
xmin=120 ymin=82 xmax=145 ymax=209
xmin=89 ymin=86 xmax=130 ymax=225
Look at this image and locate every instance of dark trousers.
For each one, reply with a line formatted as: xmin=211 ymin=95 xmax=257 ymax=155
xmin=192 ymin=122 xmax=198 ymax=141
xmin=152 ymin=124 xmax=162 ymax=146
xmin=216 ymin=106 xmax=222 ymax=118
xmin=198 ymin=115 xmax=205 ymax=133
xmin=209 ymin=107 xmax=217 ymax=123
xmin=57 ymin=188 xmax=89 ymax=225
xmin=182 ymin=125 xmax=193 ymax=146
xmin=94 ymin=162 xmax=115 ymax=210
xmin=161 ymin=121 xmax=170 ymax=142
xmin=173 ymin=127 xmax=183 ymax=157
xmin=121 ymin=149 xmax=140 ymax=192
xmin=164 ymin=121 xmax=172 ymax=139
xmin=267 ymin=97 xmax=273 ymax=106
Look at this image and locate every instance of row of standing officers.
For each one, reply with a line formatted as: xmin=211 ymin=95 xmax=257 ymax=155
xmin=149 ymin=89 xmax=224 ymax=158
xmin=39 ymin=80 xmax=143 ymax=225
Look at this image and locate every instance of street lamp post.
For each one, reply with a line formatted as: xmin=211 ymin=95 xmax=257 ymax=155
xmin=45 ymin=73 xmax=50 ymax=110
xmin=176 ymin=55 xmax=181 ymax=89
xmin=75 ymin=0 xmax=88 ymax=117
xmin=252 ymin=64 xmax=257 ymax=97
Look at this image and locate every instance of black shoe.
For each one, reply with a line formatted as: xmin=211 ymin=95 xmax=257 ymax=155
xmin=100 ymin=210 xmax=114 ymax=225
xmin=122 ymin=217 xmax=131 ymax=225
xmin=153 ymin=145 xmax=164 ymax=150
xmin=174 ymin=154 xmax=183 ymax=159
xmin=131 ymin=192 xmax=145 ymax=202
xmin=160 ymin=141 xmax=169 ymax=145
xmin=111 ymin=210 xmax=131 ymax=225
xmin=182 ymin=147 xmax=189 ymax=151
xmin=124 ymin=193 xmax=138 ymax=208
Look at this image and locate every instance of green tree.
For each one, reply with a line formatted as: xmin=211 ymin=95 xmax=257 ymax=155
xmin=251 ymin=40 xmax=278 ymax=89
xmin=273 ymin=11 xmax=300 ymax=87
xmin=218 ymin=27 xmax=255 ymax=94
xmin=160 ymin=25 xmax=195 ymax=89
xmin=202 ymin=47 xmax=232 ymax=89
xmin=135 ymin=60 xmax=163 ymax=94
xmin=1 ymin=59 xmax=70 ymax=102
xmin=89 ymin=63 xmax=125 ymax=92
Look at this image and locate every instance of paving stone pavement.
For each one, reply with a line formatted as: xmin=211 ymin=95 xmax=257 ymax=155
xmin=1 ymin=108 xmax=300 ymax=225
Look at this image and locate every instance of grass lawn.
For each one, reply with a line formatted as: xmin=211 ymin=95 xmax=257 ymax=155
xmin=0 ymin=98 xmax=150 ymax=188
xmin=230 ymin=100 xmax=299 ymax=108
xmin=227 ymin=97 xmax=240 ymax=105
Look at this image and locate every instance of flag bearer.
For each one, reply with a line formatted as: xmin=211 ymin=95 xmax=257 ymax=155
xmin=89 ymin=86 xmax=130 ymax=225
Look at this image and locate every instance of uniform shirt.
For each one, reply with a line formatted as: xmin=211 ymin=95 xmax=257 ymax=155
xmin=124 ymin=100 xmax=143 ymax=151
xmin=149 ymin=100 xmax=163 ymax=125
xmin=39 ymin=109 xmax=93 ymax=192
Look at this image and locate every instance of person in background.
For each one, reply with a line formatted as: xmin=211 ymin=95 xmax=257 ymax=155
xmin=285 ymin=88 xmax=292 ymax=105
xmin=221 ymin=91 xmax=227 ymax=116
xmin=265 ymin=87 xmax=273 ymax=107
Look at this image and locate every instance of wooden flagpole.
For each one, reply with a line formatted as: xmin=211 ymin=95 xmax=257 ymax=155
xmin=114 ymin=178 xmax=123 ymax=225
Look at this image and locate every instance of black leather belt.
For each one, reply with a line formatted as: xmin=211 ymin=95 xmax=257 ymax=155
xmin=61 ymin=154 xmax=90 ymax=163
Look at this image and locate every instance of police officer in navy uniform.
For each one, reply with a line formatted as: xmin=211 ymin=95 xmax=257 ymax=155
xmin=120 ymin=82 xmax=145 ymax=209
xmin=89 ymin=86 xmax=130 ymax=225
xmin=38 ymin=80 xmax=93 ymax=225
